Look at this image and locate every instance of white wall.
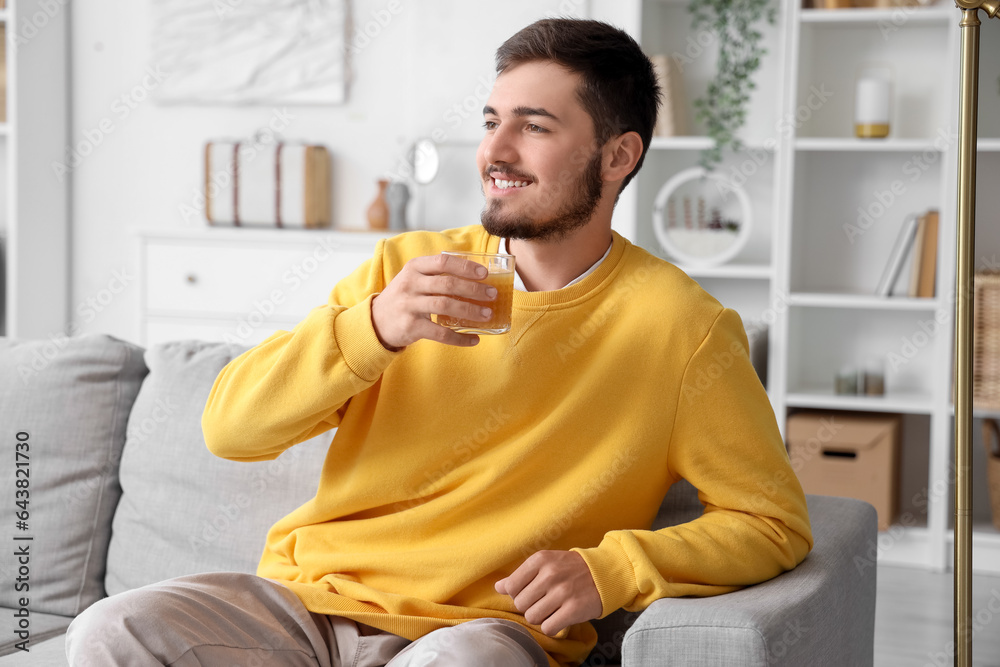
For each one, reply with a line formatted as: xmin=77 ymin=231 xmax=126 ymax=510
xmin=69 ymin=0 xmax=605 ymax=342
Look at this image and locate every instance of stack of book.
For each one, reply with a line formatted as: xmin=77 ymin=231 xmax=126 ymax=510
xmin=875 ymin=209 xmax=939 ymax=298
xmin=649 ymin=54 xmax=689 ymax=138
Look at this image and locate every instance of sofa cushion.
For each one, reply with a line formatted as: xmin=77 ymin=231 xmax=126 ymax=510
xmin=105 ymin=340 xmax=332 ymax=596
xmin=0 ymin=335 xmax=148 ymax=616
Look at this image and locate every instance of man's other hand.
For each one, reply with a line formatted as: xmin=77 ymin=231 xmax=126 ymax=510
xmin=371 ymin=253 xmax=496 ymax=350
xmin=495 ymin=550 xmax=603 ymax=637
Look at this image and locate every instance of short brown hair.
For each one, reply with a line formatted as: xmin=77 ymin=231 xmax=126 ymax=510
xmin=495 ymin=18 xmax=661 ymax=193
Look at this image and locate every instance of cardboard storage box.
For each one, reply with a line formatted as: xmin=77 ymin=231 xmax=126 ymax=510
xmin=787 ymin=411 xmax=900 ymax=531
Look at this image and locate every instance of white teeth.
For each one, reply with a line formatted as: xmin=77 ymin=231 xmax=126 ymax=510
xmin=494 ymin=178 xmax=529 ymax=190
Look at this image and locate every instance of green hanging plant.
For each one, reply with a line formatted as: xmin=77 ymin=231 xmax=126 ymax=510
xmin=688 ymin=0 xmax=777 ymax=173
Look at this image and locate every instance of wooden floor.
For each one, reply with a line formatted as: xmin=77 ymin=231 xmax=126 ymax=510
xmin=876 ymin=564 xmax=1000 ymax=666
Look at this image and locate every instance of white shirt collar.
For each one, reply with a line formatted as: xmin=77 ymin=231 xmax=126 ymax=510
xmin=500 ymin=238 xmax=613 ymax=292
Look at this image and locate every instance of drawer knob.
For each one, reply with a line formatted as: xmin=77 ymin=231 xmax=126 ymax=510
xmin=185 ymin=274 xmax=198 ymax=284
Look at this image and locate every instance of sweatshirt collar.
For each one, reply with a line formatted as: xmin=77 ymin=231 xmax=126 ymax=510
xmin=500 ymin=238 xmax=612 ymax=292
xmin=481 ymin=229 xmax=628 ymax=310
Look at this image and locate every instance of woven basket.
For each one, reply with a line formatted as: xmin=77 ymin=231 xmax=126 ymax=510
xmin=973 ymin=271 xmax=1000 ymax=411
xmin=981 ymin=419 xmax=1000 ymax=531
xmin=977 ymin=273 xmax=1000 ymax=531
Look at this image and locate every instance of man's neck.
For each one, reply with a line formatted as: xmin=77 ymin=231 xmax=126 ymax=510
xmin=508 ymin=222 xmax=613 ymax=292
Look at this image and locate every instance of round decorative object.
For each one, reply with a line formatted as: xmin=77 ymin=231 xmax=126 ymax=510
xmin=652 ymin=167 xmax=753 ymax=268
xmin=411 ymin=138 xmax=440 ymax=184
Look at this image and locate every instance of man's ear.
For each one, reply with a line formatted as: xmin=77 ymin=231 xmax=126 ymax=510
xmin=602 ymin=131 xmax=644 ymax=184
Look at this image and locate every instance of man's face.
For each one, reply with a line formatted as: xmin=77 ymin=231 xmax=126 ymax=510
xmin=476 ymin=61 xmax=605 ymax=242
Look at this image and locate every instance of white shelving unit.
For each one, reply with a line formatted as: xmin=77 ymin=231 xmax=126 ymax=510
xmin=0 ymin=1 xmax=70 ymax=338
xmin=603 ymin=0 xmax=1000 ymax=574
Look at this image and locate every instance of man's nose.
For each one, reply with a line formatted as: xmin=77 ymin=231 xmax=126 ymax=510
xmin=482 ymin=124 xmax=518 ymax=165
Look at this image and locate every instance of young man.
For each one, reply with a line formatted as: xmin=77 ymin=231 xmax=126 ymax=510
xmin=67 ymin=18 xmax=811 ymax=667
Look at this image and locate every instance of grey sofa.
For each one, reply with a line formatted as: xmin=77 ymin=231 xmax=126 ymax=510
xmin=0 ymin=334 xmax=877 ymax=666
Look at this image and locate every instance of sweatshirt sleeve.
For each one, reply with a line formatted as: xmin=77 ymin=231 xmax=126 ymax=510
xmin=573 ymin=308 xmax=814 ymax=616
xmin=201 ymin=239 xmax=401 ymax=462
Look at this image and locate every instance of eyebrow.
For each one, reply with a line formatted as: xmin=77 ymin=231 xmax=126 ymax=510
xmin=483 ymin=105 xmax=562 ymax=124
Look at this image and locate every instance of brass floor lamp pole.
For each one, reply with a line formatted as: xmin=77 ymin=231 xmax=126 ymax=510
xmin=954 ymin=2 xmax=998 ymax=665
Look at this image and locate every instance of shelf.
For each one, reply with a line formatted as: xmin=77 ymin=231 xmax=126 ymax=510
xmin=676 ymin=263 xmax=772 ymax=280
xmin=649 ymin=136 xmax=714 ymax=151
xmin=789 ymin=292 xmax=941 ymax=311
xmin=648 ymin=136 xmax=776 ymax=152
xmin=948 ymin=404 xmax=1000 ymax=419
xmin=786 ymin=388 xmax=935 ymax=414
xmin=800 ymin=6 xmax=954 ymax=26
xmin=795 ymin=137 xmax=944 ymax=152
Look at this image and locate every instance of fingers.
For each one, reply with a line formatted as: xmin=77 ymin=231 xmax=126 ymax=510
xmin=496 ymin=552 xmax=541 ymax=600
xmin=430 ymin=274 xmax=494 ymax=301
xmin=370 ymin=253 xmax=498 ymax=350
xmin=412 ymin=257 xmax=497 ymax=306
xmin=414 ymin=253 xmax=488 ymax=281
xmin=495 ymin=551 xmax=603 ymax=637
xmin=521 ymin=589 xmax=562 ymax=629
xmin=406 ymin=317 xmax=481 ymax=348
xmin=537 ymin=603 xmax=582 ymax=637
xmin=506 ymin=573 xmax=571 ymax=635
xmin=495 ymin=553 xmax=560 ymax=629
xmin=419 ymin=291 xmax=494 ymax=324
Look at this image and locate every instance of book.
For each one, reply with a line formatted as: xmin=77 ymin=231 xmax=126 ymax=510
xmin=650 ymin=54 xmax=689 ymax=138
xmin=916 ymin=209 xmax=939 ymax=298
xmin=875 ymin=214 xmax=919 ymax=297
xmin=907 ymin=215 xmax=927 ymax=297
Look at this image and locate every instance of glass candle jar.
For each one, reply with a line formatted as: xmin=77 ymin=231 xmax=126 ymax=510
xmin=855 ymin=75 xmax=891 ymax=139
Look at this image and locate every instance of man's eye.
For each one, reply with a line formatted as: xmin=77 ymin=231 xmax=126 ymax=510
xmin=527 ymin=124 xmax=547 ymax=133
xmin=483 ymin=121 xmax=498 ymax=130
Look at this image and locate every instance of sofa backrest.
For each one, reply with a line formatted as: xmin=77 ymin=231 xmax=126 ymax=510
xmin=104 ymin=339 xmax=331 ymax=597
xmin=0 ymin=335 xmax=148 ymax=617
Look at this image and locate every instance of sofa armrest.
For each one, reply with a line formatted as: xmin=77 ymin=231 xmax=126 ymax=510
xmin=622 ymin=495 xmax=877 ymax=667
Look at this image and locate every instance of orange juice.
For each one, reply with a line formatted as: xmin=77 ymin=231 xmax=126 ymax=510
xmin=436 ymin=270 xmax=515 ymax=334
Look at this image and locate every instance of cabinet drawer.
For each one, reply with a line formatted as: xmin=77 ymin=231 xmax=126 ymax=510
xmin=143 ymin=240 xmax=373 ymax=319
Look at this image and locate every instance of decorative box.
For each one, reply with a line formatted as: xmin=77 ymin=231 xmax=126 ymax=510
xmin=204 ymin=140 xmax=331 ymax=228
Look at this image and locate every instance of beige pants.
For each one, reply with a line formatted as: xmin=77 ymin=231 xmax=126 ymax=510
xmin=65 ymin=572 xmax=551 ymax=667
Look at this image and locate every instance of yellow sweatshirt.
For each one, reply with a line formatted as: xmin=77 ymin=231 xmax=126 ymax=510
xmin=202 ymin=225 xmax=812 ymax=666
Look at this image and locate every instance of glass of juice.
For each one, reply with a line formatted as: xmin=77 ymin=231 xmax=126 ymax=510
xmin=435 ymin=251 xmax=515 ymax=335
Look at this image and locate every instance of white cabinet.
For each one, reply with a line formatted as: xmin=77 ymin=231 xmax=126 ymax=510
xmin=137 ymin=229 xmax=391 ymax=348
xmin=0 ymin=0 xmax=70 ymax=338
xmin=617 ymin=0 xmax=1000 ymax=574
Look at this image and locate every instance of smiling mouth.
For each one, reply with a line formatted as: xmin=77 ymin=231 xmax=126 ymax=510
xmin=493 ymin=178 xmax=531 ymax=190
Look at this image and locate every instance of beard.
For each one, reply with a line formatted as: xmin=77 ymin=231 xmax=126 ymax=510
xmin=480 ymin=148 xmax=604 ymax=242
